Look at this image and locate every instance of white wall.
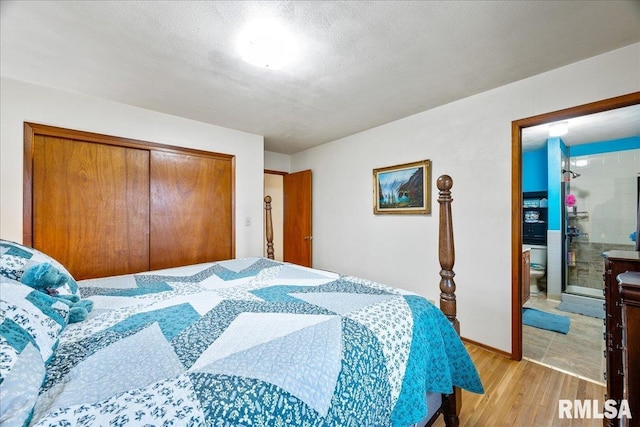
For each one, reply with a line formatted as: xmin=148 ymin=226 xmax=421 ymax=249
xmin=291 ymin=43 xmax=640 ymax=353
xmin=546 ymin=231 xmax=563 ymax=301
xmin=0 ymin=77 xmax=265 ymax=258
xmin=265 ymin=150 xmax=291 ymax=173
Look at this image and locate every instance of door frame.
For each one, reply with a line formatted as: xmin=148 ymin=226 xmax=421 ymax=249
xmin=263 ymin=169 xmax=313 ymax=267
xmin=511 ymin=92 xmax=640 ymax=360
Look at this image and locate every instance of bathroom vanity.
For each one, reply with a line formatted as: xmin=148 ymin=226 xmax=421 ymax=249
xmin=603 ymin=250 xmax=640 ymax=427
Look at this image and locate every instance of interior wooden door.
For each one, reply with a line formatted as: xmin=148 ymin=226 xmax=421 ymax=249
xmin=283 ymin=169 xmax=312 ymax=267
xmin=32 ymin=135 xmax=150 ymax=279
xmin=150 ymin=151 xmax=233 ymax=270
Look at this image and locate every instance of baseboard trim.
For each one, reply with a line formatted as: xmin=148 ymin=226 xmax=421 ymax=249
xmin=461 ymin=337 xmax=512 ymax=359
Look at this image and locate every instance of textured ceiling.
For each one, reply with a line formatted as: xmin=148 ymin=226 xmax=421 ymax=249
xmin=1 ymin=1 xmax=639 ymax=154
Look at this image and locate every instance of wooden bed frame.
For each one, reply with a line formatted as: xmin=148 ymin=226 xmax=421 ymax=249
xmin=265 ymin=174 xmax=462 ymax=427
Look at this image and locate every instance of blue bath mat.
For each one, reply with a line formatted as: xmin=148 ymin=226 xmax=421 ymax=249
xmin=557 ymin=301 xmax=604 ymax=319
xmin=522 ymin=307 xmax=570 ymax=334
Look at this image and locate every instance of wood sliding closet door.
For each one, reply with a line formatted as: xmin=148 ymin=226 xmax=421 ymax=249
xmin=150 ymin=151 xmax=233 ymax=270
xmin=25 ymin=123 xmax=235 ymax=280
xmin=32 ymin=135 xmax=150 ymax=280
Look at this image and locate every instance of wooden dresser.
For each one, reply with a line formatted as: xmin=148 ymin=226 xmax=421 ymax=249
xmin=603 ymin=251 xmax=640 ymax=427
xmin=618 ymin=271 xmax=640 ymax=427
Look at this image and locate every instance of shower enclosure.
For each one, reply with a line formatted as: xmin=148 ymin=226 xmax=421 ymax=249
xmin=562 ymin=150 xmax=640 ymax=301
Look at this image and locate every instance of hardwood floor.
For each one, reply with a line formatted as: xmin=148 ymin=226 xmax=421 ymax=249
xmin=432 ymin=343 xmax=607 ymax=427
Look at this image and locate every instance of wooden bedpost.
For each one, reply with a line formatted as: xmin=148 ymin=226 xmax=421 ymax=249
xmin=437 ymin=174 xmax=461 ymax=427
xmin=264 ymin=196 xmax=275 ymax=260
xmin=437 ymin=175 xmax=458 ymax=333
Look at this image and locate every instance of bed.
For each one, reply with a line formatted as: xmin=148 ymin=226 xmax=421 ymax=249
xmin=1 ymin=174 xmax=482 ymax=427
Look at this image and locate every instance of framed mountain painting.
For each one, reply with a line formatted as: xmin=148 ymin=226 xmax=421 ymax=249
xmin=373 ymin=159 xmax=431 ymax=214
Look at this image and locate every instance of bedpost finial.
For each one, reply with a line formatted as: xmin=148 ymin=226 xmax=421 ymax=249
xmin=264 ymin=195 xmax=272 ymax=204
xmin=437 ymin=175 xmax=453 ymax=192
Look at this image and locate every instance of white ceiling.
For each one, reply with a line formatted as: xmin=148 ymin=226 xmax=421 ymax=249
xmin=1 ymin=1 xmax=639 ymax=154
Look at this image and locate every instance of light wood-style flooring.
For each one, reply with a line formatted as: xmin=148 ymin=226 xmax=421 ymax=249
xmin=432 ymin=343 xmax=606 ymax=427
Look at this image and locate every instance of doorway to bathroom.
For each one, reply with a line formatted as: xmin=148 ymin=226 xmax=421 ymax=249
xmin=511 ymin=92 xmax=640 ymax=372
xmin=519 ymin=111 xmax=639 ymax=382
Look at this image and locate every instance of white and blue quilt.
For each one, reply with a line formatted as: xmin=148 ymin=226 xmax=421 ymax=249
xmin=29 ymin=258 xmax=483 ymax=427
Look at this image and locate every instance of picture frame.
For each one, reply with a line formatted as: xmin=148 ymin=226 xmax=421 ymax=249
xmin=373 ymin=159 xmax=431 ymax=214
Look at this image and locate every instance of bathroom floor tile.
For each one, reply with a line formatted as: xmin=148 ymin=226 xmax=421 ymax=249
xmin=523 ymin=293 xmax=604 ymax=384
xmin=522 ymin=325 xmax=551 ymax=360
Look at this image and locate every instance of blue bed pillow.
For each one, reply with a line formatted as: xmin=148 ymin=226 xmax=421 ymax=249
xmin=0 ymin=277 xmax=69 ymax=427
xmin=0 ymin=239 xmax=80 ymax=301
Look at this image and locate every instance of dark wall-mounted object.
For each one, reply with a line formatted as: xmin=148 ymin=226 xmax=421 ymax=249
xmin=523 ymin=191 xmax=548 ymax=246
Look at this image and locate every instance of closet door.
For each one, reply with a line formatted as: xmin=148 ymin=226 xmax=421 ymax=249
xmin=32 ymin=135 xmax=150 ymax=279
xmin=150 ymin=151 xmax=233 ymax=270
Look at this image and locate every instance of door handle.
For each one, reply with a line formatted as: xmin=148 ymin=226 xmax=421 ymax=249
xmin=304 ymin=236 xmax=313 ymax=240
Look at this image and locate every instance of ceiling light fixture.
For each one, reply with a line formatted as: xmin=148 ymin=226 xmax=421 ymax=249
xmin=238 ymin=19 xmax=297 ymax=70
xmin=548 ymin=121 xmax=568 ymax=137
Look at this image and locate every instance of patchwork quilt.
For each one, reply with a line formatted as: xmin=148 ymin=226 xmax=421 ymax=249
xmin=28 ymin=258 xmax=483 ymax=427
